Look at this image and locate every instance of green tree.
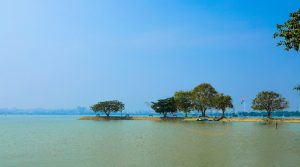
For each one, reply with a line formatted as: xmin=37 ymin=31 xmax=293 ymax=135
xmin=192 ymin=83 xmax=218 ymax=117
xmin=151 ymin=97 xmax=177 ymax=117
xmin=274 ymin=9 xmax=300 ymax=51
xmin=214 ymin=93 xmax=233 ymax=118
xmin=174 ymin=91 xmax=194 ymax=117
xmin=90 ymin=100 xmax=125 ymax=117
xmin=251 ymin=91 xmax=288 ymax=118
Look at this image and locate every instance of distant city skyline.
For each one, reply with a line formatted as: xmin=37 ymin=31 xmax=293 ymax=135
xmin=0 ymin=0 xmax=300 ymax=112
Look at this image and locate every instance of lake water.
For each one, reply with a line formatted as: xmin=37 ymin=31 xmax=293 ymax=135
xmin=0 ymin=116 xmax=299 ymax=167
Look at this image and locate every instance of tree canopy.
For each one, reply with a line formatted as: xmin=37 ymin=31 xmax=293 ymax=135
xmin=192 ymin=83 xmax=218 ymax=117
xmin=174 ymin=91 xmax=194 ymax=117
xmin=294 ymin=85 xmax=300 ymax=91
xmin=274 ymin=9 xmax=300 ymax=52
xmin=151 ymin=97 xmax=177 ymax=117
xmin=90 ymin=100 xmax=125 ymax=117
xmin=251 ymin=91 xmax=288 ymax=118
xmin=214 ymin=93 xmax=233 ymax=118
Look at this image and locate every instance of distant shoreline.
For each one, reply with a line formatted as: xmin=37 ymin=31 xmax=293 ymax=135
xmin=79 ymin=116 xmax=300 ymax=123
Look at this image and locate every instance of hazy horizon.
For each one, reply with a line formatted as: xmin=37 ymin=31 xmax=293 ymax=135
xmin=1 ymin=0 xmax=300 ymax=112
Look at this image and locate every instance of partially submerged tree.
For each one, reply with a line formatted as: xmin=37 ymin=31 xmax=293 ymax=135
xmin=215 ymin=93 xmax=233 ymax=118
xmin=90 ymin=100 xmax=125 ymax=117
xmin=274 ymin=9 xmax=300 ymax=52
xmin=151 ymin=97 xmax=177 ymax=117
xmin=192 ymin=83 xmax=218 ymax=117
xmin=174 ymin=91 xmax=194 ymax=117
xmin=251 ymin=91 xmax=288 ymax=119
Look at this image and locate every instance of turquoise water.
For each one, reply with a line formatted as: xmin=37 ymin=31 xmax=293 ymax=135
xmin=0 ymin=116 xmax=300 ymax=167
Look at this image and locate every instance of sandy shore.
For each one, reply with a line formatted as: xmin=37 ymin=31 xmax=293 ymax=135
xmin=79 ymin=116 xmax=300 ymax=123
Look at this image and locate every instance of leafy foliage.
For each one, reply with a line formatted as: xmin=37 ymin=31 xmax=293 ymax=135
xmin=151 ymin=97 xmax=177 ymax=117
xmin=274 ymin=9 xmax=300 ymax=51
xmin=174 ymin=91 xmax=194 ymax=117
xmin=251 ymin=91 xmax=288 ymax=118
xmin=192 ymin=83 xmax=218 ymax=117
xmin=90 ymin=100 xmax=125 ymax=117
xmin=214 ymin=93 xmax=233 ymax=118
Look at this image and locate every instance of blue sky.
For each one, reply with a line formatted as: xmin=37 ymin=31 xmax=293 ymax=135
xmin=0 ymin=0 xmax=300 ymax=112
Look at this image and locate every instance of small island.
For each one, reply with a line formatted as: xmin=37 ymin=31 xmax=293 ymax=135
xmin=80 ymin=83 xmax=300 ymax=123
xmin=79 ymin=115 xmax=300 ymax=123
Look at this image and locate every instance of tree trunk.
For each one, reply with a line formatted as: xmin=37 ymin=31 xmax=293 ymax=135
xmin=105 ymin=112 xmax=110 ymax=117
xmin=163 ymin=112 xmax=167 ymax=117
xmin=267 ymin=111 xmax=272 ymax=119
xmin=185 ymin=112 xmax=188 ymax=117
xmin=202 ymin=111 xmax=206 ymax=117
xmin=222 ymin=110 xmax=225 ymax=118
